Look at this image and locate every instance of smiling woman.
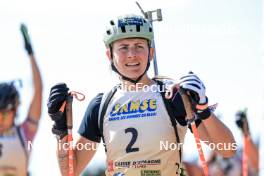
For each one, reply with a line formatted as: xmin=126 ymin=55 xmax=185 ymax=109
xmin=109 ymin=38 xmax=154 ymax=81
xmin=46 ymin=14 xmax=237 ymax=176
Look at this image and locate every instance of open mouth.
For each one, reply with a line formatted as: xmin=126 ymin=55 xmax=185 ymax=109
xmin=125 ymin=62 xmax=140 ymax=67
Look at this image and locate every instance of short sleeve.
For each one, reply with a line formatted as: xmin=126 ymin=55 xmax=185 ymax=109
xmin=78 ymin=93 xmax=103 ymax=143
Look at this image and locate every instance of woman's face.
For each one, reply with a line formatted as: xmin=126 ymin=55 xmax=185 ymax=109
xmin=0 ymin=110 xmax=15 ymax=133
xmin=109 ymin=38 xmax=153 ymax=80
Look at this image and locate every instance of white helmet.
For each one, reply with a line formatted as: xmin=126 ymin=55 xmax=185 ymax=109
xmin=103 ymin=14 xmax=154 ymax=48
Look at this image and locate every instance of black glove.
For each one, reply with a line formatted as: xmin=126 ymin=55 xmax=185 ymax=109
xmin=236 ymin=110 xmax=249 ymax=134
xmin=20 ymin=24 xmax=34 ymax=55
xmin=47 ymin=83 xmax=69 ymax=139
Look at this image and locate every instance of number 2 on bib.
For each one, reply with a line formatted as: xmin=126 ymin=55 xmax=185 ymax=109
xmin=125 ymin=128 xmax=139 ymax=153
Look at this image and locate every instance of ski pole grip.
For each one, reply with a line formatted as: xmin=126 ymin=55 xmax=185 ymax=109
xmin=66 ymin=95 xmax=73 ymax=130
xmin=179 ymin=88 xmax=193 ymax=120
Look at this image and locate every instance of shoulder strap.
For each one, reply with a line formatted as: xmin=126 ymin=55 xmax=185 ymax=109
xmin=98 ymin=85 xmax=119 ymax=152
xmin=15 ymin=126 xmax=29 ymax=163
xmin=154 ymin=79 xmax=183 ymax=162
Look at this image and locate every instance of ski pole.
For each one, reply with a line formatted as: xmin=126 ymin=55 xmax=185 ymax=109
xmin=242 ymin=111 xmax=249 ymax=176
xmin=179 ymin=89 xmax=209 ymax=176
xmin=243 ymin=134 xmax=249 ymax=176
xmin=66 ymin=95 xmax=74 ymax=176
xmin=236 ymin=108 xmax=249 ymax=176
xmin=59 ymin=91 xmax=85 ymax=176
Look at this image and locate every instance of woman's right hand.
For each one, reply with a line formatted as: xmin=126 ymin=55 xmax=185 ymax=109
xmin=47 ymin=83 xmax=69 ymax=139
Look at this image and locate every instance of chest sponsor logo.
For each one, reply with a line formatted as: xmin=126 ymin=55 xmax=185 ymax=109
xmin=109 ymin=99 xmax=157 ymax=121
xmin=111 ymin=159 xmax=161 ymax=169
xmin=141 ymin=170 xmax=161 ymax=176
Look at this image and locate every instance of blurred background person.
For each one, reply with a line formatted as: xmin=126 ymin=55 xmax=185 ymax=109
xmin=207 ymin=109 xmax=259 ymax=176
xmin=0 ymin=24 xmax=43 ymax=176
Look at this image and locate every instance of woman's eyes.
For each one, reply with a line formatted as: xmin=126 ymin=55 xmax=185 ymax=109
xmin=120 ymin=46 xmax=128 ymax=50
xmin=118 ymin=45 xmax=144 ymax=51
xmin=136 ymin=45 xmax=144 ymax=49
xmin=118 ymin=46 xmax=128 ymax=51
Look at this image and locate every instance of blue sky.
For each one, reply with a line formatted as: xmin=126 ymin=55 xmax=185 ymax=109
xmin=0 ymin=0 xmax=263 ymax=175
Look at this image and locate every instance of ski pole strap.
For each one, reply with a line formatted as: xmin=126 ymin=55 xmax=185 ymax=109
xmin=70 ymin=91 xmax=85 ymax=101
xmin=65 ymin=91 xmax=85 ymax=128
xmin=179 ymin=88 xmax=209 ymax=176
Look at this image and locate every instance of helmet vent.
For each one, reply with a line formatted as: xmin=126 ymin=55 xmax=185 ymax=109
xmin=110 ymin=20 xmax=115 ymax=25
xmin=136 ymin=25 xmax=140 ymax=32
xmin=149 ymin=27 xmax=152 ymax=32
xmin=121 ymin=26 xmax=126 ymax=33
xmin=106 ymin=30 xmax=111 ymax=35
